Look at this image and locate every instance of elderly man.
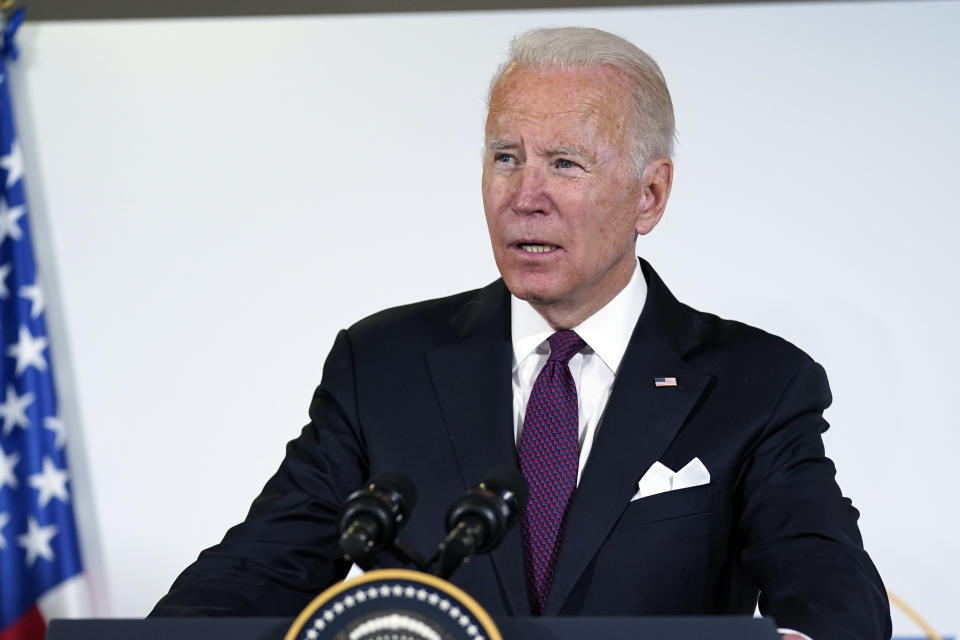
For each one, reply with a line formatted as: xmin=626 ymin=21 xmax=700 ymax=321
xmin=153 ymin=27 xmax=890 ymax=639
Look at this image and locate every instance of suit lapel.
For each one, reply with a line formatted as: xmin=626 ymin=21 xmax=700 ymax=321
xmin=544 ymin=260 xmax=713 ymax=614
xmin=425 ymin=281 xmax=529 ymax=614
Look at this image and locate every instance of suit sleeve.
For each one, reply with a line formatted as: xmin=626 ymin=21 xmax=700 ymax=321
xmin=738 ymin=359 xmax=892 ymax=639
xmin=150 ymin=329 xmax=367 ymax=616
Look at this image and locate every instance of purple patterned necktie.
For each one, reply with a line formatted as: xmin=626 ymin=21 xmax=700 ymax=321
xmin=518 ymin=329 xmax=587 ymax=614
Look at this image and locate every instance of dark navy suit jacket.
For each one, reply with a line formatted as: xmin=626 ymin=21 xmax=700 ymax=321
xmin=152 ymin=260 xmax=891 ymax=640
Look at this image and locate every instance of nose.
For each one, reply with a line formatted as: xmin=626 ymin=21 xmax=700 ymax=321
xmin=512 ymin=165 xmax=549 ymax=215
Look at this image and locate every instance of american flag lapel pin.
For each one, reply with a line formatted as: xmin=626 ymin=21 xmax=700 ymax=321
xmin=654 ymin=377 xmax=678 ymax=388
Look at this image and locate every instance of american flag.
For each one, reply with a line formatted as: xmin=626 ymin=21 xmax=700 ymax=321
xmin=0 ymin=9 xmax=88 ymax=639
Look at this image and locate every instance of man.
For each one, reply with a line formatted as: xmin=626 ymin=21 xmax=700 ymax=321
xmin=153 ymin=27 xmax=890 ymax=639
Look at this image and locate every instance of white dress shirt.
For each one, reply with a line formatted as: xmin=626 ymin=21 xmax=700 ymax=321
xmin=511 ymin=261 xmax=647 ymax=485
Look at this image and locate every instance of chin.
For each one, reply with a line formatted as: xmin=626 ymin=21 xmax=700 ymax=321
xmin=502 ymin=275 xmax=565 ymax=306
xmin=495 ymin=252 xmax=571 ymax=301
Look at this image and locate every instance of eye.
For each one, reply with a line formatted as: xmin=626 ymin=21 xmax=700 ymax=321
xmin=554 ymin=158 xmax=581 ymax=170
xmin=494 ymin=152 xmax=516 ymax=164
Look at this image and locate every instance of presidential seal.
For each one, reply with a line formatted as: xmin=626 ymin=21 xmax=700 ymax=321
xmin=285 ymin=569 xmax=502 ymax=640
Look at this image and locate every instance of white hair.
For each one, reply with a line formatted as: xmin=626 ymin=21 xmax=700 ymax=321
xmin=489 ymin=27 xmax=676 ymax=176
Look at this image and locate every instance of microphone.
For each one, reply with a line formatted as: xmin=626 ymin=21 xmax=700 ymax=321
xmin=434 ymin=465 xmax=529 ymax=579
xmin=338 ymin=472 xmax=417 ymax=563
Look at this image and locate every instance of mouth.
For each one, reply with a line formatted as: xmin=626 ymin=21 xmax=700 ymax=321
xmin=514 ymin=242 xmax=560 ymax=254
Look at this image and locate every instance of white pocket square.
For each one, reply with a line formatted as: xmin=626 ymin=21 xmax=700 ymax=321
xmin=630 ymin=457 xmax=710 ymax=501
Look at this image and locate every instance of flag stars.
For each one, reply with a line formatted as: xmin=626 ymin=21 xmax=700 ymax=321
xmin=0 ymin=512 xmax=9 ymax=549
xmin=44 ymin=416 xmax=67 ymax=449
xmin=0 ymin=200 xmax=25 ymax=243
xmin=0 ymin=262 xmax=11 ymax=298
xmin=28 ymin=457 xmax=69 ymax=508
xmin=7 ymin=325 xmax=48 ymax=375
xmin=0 ymin=446 xmax=20 ymax=489
xmin=0 ymin=384 xmax=34 ymax=435
xmin=17 ymin=516 xmax=58 ymax=566
xmin=1 ymin=139 xmax=24 ymax=188
xmin=0 ymin=70 xmax=80 ymax=593
xmin=19 ymin=282 xmax=45 ymax=318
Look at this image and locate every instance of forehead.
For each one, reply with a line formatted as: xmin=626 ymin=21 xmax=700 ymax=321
xmin=486 ymin=64 xmax=634 ymax=140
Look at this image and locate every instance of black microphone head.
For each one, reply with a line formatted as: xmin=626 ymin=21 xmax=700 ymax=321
xmin=443 ymin=465 xmax=529 ymax=555
xmin=371 ymin=471 xmax=418 ymax=516
xmin=477 ymin=465 xmax=529 ymax=526
xmin=337 ymin=471 xmax=417 ymax=560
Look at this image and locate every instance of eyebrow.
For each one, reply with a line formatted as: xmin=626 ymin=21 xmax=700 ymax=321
xmin=487 ymin=138 xmax=516 ymax=151
xmin=548 ymin=145 xmax=590 ymax=159
xmin=487 ymin=139 xmax=590 ymax=159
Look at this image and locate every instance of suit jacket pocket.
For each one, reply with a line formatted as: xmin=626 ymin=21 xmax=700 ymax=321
xmin=615 ymin=484 xmax=718 ymax=528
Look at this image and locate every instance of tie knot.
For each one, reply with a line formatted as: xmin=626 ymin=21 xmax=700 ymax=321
xmin=547 ymin=330 xmax=586 ymax=365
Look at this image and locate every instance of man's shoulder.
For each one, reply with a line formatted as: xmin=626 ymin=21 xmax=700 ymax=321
xmin=345 ymin=280 xmax=506 ymax=346
xmin=681 ymin=301 xmax=819 ymax=378
xmin=642 ymin=260 xmax=816 ymax=373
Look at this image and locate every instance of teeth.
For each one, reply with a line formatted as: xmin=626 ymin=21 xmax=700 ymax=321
xmin=520 ymin=244 xmax=557 ymax=253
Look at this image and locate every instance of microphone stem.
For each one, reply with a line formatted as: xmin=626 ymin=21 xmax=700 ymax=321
xmin=435 ymin=518 xmax=483 ymax=580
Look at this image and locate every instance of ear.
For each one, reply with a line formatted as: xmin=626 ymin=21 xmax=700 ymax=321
xmin=634 ymin=158 xmax=673 ymax=236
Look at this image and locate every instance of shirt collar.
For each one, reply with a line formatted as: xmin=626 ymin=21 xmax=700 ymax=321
xmin=510 ymin=259 xmax=647 ymax=373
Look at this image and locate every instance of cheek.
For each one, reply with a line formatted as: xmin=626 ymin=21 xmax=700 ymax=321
xmin=484 ymin=181 xmax=520 ymax=226
xmin=481 ymin=176 xmax=498 ymax=218
xmin=592 ymin=180 xmax=639 ymax=235
xmin=482 ymin=186 xmax=511 ymax=239
xmin=565 ymin=185 xmax=615 ymax=237
xmin=570 ymin=198 xmax=636 ymax=260
xmin=482 ymin=169 xmax=505 ymax=199
xmin=480 ymin=170 xmax=492 ymax=205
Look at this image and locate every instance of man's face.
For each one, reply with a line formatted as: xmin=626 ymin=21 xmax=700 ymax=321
xmin=482 ymin=64 xmax=659 ymax=327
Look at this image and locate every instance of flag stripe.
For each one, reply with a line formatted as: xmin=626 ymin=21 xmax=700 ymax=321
xmin=0 ymin=606 xmax=44 ymax=640
xmin=37 ymin=575 xmax=90 ymax=621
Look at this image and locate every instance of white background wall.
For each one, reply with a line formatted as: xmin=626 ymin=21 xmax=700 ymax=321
xmin=10 ymin=0 xmax=960 ymax=635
